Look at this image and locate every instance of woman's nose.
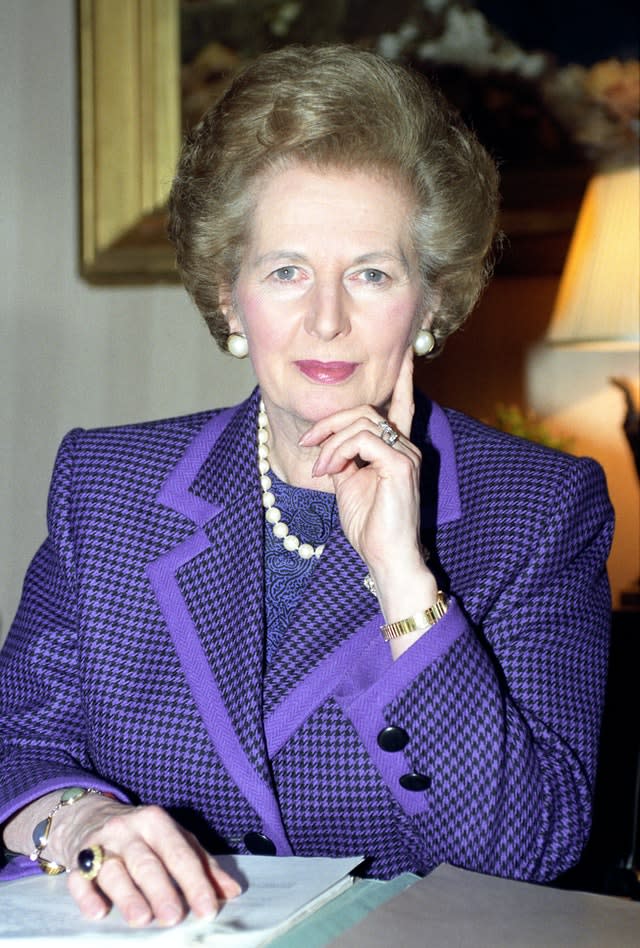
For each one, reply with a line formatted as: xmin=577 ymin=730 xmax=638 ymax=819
xmin=303 ymin=280 xmax=351 ymax=340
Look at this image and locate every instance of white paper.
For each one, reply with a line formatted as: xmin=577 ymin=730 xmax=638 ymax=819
xmin=0 ymin=854 xmax=362 ymax=947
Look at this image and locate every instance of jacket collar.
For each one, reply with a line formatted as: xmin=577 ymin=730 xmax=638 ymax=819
xmin=158 ymin=386 xmax=460 ymax=532
xmin=157 ymin=389 xmax=261 ymax=522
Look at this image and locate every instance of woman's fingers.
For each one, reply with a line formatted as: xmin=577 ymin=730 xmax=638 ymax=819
xmin=71 ymin=853 xmax=173 ymax=928
xmin=67 ymin=869 xmax=111 ymax=922
xmin=387 ymin=346 xmax=415 ymax=437
xmin=112 ymin=837 xmax=187 ymax=926
xmin=311 ymin=418 xmax=420 ymax=479
xmin=145 ymin=823 xmax=238 ymax=919
xmin=67 ymin=804 xmax=241 ymax=927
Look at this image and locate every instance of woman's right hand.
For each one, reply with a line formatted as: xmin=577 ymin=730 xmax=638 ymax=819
xmin=58 ymin=796 xmax=241 ymax=927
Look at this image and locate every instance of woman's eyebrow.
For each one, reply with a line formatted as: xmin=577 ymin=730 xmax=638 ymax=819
xmin=253 ymin=250 xmax=308 ymax=267
xmin=351 ymin=250 xmax=412 ymax=274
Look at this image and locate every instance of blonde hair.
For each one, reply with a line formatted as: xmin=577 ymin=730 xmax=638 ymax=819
xmin=168 ymin=44 xmax=500 ymax=354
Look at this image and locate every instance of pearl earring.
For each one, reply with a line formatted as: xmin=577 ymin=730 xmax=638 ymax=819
xmin=227 ymin=333 xmax=249 ymax=359
xmin=413 ymin=329 xmax=435 ymax=356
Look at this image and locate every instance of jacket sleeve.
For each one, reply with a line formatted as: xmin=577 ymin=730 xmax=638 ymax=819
xmin=0 ymin=431 xmax=130 ymax=875
xmin=334 ymin=455 xmax=614 ymax=882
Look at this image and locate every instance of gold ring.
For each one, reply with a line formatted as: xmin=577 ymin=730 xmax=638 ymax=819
xmin=77 ymin=844 xmax=106 ymax=880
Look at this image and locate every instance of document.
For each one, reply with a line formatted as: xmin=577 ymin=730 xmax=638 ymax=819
xmin=0 ymin=854 xmax=362 ymax=947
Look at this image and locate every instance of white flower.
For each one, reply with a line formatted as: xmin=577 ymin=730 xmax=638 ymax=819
xmin=377 ymin=22 xmax=418 ymax=61
xmin=416 ymin=6 xmax=546 ymax=78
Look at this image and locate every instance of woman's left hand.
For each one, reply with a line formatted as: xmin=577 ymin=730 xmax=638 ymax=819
xmin=299 ymin=347 xmax=427 ymax=593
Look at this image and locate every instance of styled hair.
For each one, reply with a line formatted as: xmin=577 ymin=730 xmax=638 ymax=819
xmin=168 ymin=44 xmax=500 ymax=354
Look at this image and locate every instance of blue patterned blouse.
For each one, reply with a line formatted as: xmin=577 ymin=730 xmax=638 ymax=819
xmin=263 ymin=470 xmax=337 ymax=663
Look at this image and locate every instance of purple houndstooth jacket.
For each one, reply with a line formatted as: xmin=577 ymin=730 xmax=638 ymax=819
xmin=0 ymin=388 xmax=614 ymax=882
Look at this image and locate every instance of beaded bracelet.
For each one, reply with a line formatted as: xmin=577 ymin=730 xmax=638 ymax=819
xmin=30 ymin=787 xmax=112 ymax=874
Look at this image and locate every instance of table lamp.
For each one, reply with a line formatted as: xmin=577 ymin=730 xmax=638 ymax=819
xmin=546 ymin=163 xmax=640 ymax=606
xmin=546 ymin=163 xmax=639 ymax=353
xmin=546 ymin=162 xmax=639 ymax=470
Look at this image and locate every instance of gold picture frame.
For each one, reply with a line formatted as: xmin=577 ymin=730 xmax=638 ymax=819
xmin=79 ymin=0 xmax=180 ymax=282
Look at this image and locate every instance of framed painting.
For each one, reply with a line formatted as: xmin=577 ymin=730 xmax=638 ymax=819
xmin=79 ymin=1 xmax=633 ymax=282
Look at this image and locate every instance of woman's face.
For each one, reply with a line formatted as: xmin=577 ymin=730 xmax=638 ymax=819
xmin=223 ymin=163 xmax=427 ymax=430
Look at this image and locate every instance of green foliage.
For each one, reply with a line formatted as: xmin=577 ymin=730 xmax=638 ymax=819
xmin=487 ymin=404 xmax=573 ymax=452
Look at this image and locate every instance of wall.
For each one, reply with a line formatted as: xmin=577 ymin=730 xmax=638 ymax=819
xmin=0 ymin=2 xmax=255 ymax=637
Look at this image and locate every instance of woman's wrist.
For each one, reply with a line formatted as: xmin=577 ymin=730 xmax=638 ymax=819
xmin=2 ymin=788 xmax=125 ymax=871
xmin=2 ymin=790 xmax=61 ymax=857
xmin=368 ymin=556 xmax=438 ymax=625
xmin=366 ymin=555 xmax=442 ymax=658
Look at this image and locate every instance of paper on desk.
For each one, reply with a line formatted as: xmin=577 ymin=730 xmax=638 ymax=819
xmin=0 ymin=854 xmax=362 ymax=948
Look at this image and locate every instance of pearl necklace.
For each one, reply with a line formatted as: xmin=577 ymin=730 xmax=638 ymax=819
xmin=258 ymin=400 xmax=325 ymax=560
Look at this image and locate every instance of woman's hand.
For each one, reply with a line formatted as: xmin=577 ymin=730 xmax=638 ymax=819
xmin=299 ymin=347 xmax=437 ymax=629
xmin=59 ymin=797 xmax=240 ymax=927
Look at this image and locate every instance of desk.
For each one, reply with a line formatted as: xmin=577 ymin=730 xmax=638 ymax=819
xmin=278 ymin=865 xmax=640 ymax=948
xmin=2 ymin=862 xmax=639 ymax=946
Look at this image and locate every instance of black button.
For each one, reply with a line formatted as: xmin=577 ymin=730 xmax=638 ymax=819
xmin=399 ymin=772 xmax=431 ymax=792
xmin=244 ymin=832 xmax=276 ymax=855
xmin=377 ymin=726 xmax=410 ymax=752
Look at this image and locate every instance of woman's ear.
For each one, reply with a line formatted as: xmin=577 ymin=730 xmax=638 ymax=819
xmin=219 ymin=286 xmax=242 ymax=334
xmin=414 ymin=310 xmax=433 ymax=335
xmin=420 ymin=288 xmax=441 ymax=330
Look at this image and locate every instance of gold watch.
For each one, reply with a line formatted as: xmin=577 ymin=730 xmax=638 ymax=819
xmin=381 ymin=590 xmax=449 ymax=641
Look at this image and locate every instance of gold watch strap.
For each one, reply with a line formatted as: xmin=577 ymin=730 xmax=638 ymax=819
xmin=381 ymin=590 xmax=449 ymax=641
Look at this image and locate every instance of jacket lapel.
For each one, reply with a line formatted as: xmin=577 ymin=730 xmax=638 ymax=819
xmin=147 ymin=390 xmax=292 ymax=852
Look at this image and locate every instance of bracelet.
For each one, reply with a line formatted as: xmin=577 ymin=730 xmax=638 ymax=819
xmin=29 ymin=787 xmax=112 ymax=874
xmin=380 ymin=591 xmax=449 ymax=641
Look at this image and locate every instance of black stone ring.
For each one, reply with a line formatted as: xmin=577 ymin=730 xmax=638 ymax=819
xmin=77 ymin=844 xmax=106 ymax=880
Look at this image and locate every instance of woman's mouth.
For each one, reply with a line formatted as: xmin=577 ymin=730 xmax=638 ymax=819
xmin=294 ymin=361 xmax=358 ymax=384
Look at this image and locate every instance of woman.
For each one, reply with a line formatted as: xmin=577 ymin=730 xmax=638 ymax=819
xmin=0 ymin=45 xmax=613 ymax=927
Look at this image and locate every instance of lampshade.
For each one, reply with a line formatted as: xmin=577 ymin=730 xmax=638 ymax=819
xmin=546 ymin=164 xmax=640 ymax=350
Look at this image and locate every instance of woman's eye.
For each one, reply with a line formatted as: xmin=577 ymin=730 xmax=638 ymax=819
xmin=362 ymin=268 xmax=386 ymax=284
xmin=273 ymin=266 xmax=298 ymax=282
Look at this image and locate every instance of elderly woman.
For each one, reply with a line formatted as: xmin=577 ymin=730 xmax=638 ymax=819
xmin=1 ymin=45 xmax=613 ymax=927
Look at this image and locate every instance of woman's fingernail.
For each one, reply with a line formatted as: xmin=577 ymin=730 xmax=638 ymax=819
xmin=158 ymin=904 xmax=182 ymax=926
xmin=194 ymin=895 xmax=217 ymax=918
xmin=87 ymin=903 xmax=107 ymax=921
xmin=300 ymin=426 xmax=318 ymax=445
